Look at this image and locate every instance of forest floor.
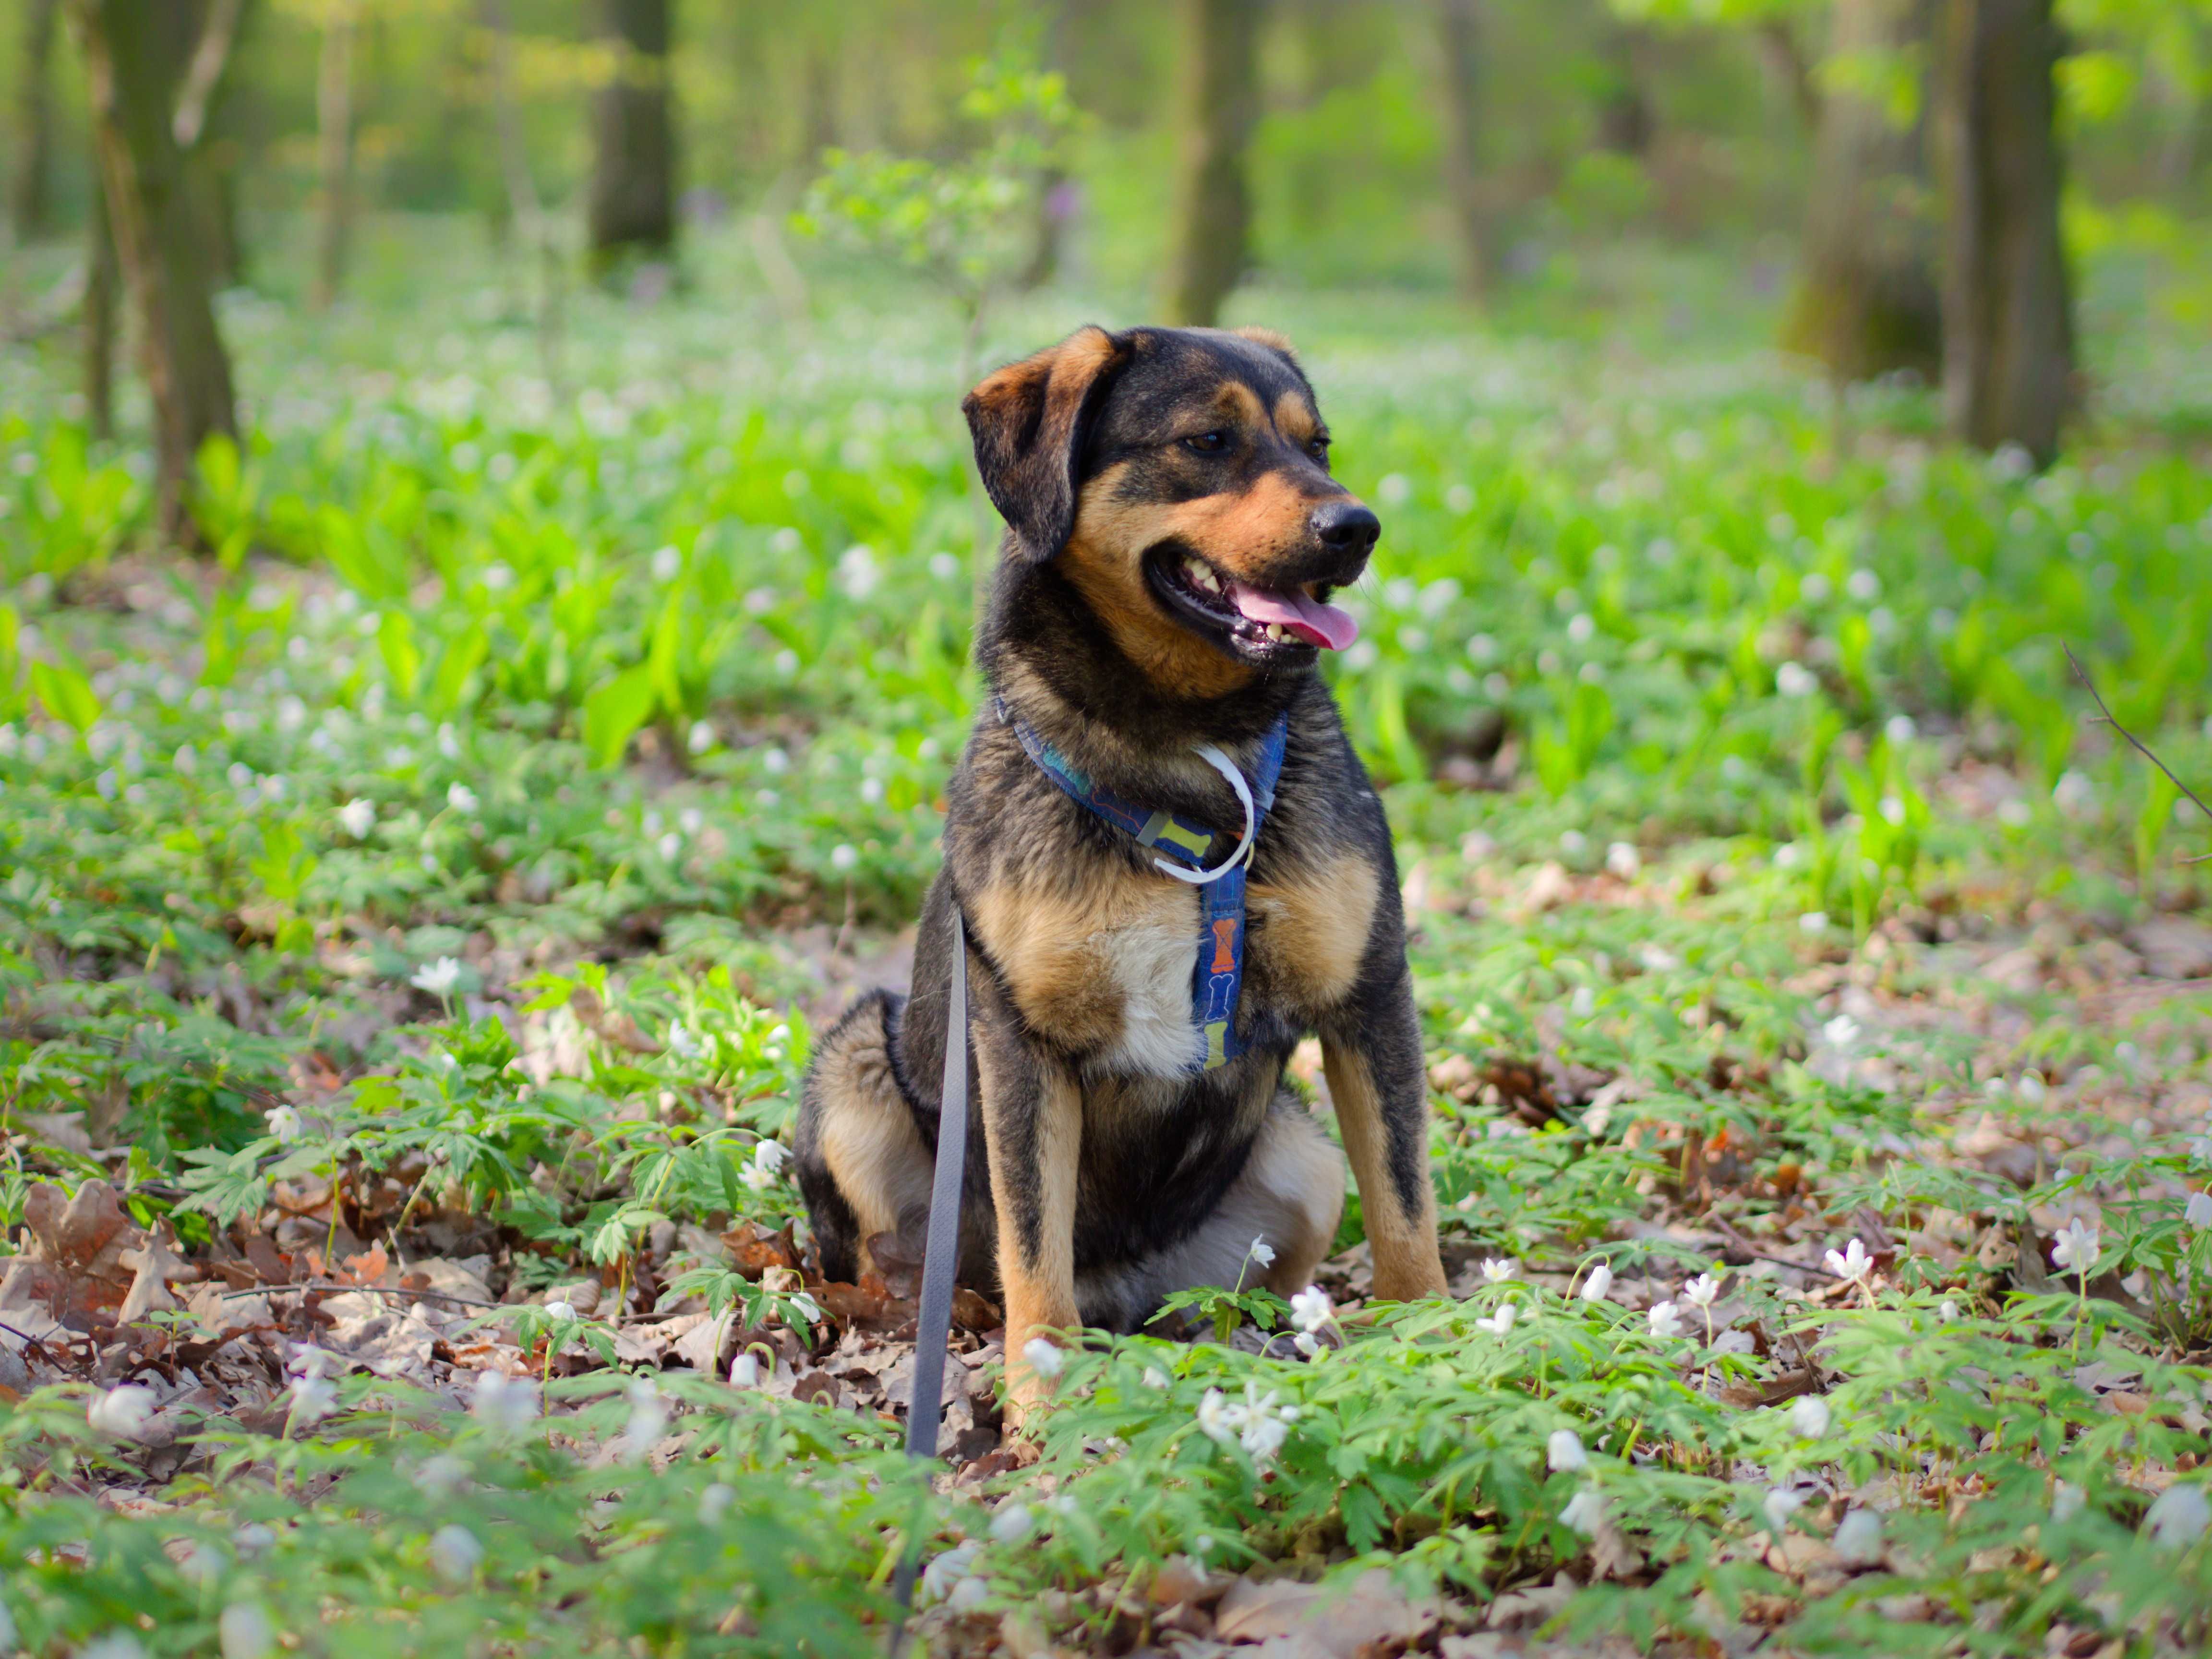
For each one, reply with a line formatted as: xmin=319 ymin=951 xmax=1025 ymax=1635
xmin=3 ymin=230 xmax=2212 ymax=1655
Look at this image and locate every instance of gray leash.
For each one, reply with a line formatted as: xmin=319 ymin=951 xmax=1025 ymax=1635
xmin=887 ymin=906 xmax=970 ymax=1650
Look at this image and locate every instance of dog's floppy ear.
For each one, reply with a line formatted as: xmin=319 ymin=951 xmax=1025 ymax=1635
xmin=962 ymin=325 xmax=1130 ymax=563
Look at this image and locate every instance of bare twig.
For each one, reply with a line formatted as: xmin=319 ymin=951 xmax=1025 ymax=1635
xmin=216 ymin=1281 xmax=500 ymax=1310
xmin=2066 ymin=646 xmax=2212 ymax=863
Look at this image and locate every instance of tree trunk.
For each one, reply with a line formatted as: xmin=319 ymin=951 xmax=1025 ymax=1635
xmin=1784 ymin=0 xmax=1943 ymax=382
xmin=312 ymin=1 xmax=355 ymax=310
xmin=84 ymin=167 xmax=116 ymax=437
xmin=1598 ymin=25 xmax=1656 ymax=156
xmin=586 ymin=0 xmax=674 ymax=270
xmin=175 ymin=0 xmax=247 ymax=289
xmin=69 ymin=0 xmax=237 ymax=545
xmin=1161 ymin=0 xmax=1263 ymax=327
xmin=1431 ymin=0 xmax=1487 ymax=301
xmin=9 ymin=0 xmax=59 ymax=240
xmin=1936 ymin=0 xmax=2074 ymax=465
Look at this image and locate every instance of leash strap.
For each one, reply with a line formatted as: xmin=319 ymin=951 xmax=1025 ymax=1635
xmin=888 ymin=905 xmax=970 ymax=1641
xmin=998 ymin=700 xmax=1288 ymax=1070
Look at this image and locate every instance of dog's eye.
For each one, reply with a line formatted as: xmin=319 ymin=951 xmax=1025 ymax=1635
xmin=1306 ymin=438 xmax=1330 ymax=462
xmin=1182 ymin=431 xmax=1230 ymax=455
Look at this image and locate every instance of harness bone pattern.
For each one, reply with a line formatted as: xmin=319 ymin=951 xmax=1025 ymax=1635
xmin=998 ymin=698 xmax=1289 ymax=1071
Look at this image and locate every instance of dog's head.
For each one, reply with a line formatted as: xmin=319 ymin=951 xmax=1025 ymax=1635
xmin=964 ymin=325 xmax=1374 ymax=697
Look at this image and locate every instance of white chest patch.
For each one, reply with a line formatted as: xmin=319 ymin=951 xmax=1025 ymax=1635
xmin=1095 ymin=915 xmax=1203 ymax=1078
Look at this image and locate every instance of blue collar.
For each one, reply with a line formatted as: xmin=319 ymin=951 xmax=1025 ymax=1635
xmin=997 ymin=699 xmax=1289 ymax=1071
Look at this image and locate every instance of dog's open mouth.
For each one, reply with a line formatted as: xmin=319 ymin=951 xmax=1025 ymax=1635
xmin=1146 ymin=546 xmax=1361 ymax=659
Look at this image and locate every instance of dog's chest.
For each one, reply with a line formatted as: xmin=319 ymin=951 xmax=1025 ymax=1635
xmin=975 ymin=847 xmax=1380 ymax=1077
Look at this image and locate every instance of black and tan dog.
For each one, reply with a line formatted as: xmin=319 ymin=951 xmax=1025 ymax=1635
xmin=794 ymin=324 xmax=1445 ymax=1410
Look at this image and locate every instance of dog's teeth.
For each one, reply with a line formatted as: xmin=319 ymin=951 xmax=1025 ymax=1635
xmin=1265 ymin=624 xmax=1286 ymax=643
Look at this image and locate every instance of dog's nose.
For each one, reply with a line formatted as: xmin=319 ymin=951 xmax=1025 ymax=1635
xmin=1310 ymin=500 xmax=1379 ymax=556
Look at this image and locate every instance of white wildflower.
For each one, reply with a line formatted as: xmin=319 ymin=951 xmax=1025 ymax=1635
xmin=2050 ymin=1480 xmax=2086 ymax=1523
xmin=1476 ymin=1301 xmax=1518 ymax=1337
xmin=412 ymin=1454 xmax=467 ymax=1497
xmin=285 ymin=1374 xmax=337 ymax=1430
xmin=665 ymin=1020 xmax=703 ymax=1060
xmin=1824 ymin=1238 xmax=1873 ymax=1285
xmin=1788 ymin=1395 xmax=1831 ymax=1440
xmin=1548 ymin=1429 xmax=1587 ymax=1472
xmin=1481 ymin=1257 xmax=1519 ymax=1284
xmin=471 ymin=1369 xmax=539 ymax=1434
xmin=1560 ymin=1488 xmax=1606 ymax=1536
xmin=829 ymin=843 xmax=858 ymax=873
xmin=88 ymin=1383 xmax=157 ymax=1439
xmin=699 ymin=1482 xmax=733 ymax=1523
xmin=1197 ymin=1388 xmax=1243 ymax=1445
xmin=233 ymin=1523 xmax=276 ymax=1556
xmin=429 ymin=1523 xmax=484 ymax=1584
xmin=264 ymin=1103 xmax=304 ymax=1144
xmin=741 ymin=1139 xmax=788 ymax=1191
xmin=1246 ymin=1236 xmax=1276 ymax=1270
xmin=729 ymin=1352 xmax=762 ymax=1388
xmin=1022 ymin=1336 xmax=1065 ymax=1381
xmin=920 ymin=1540 xmax=982 ymax=1604
xmin=1834 ymin=1507 xmax=1884 ymax=1565
xmin=786 ymin=1292 xmax=821 ymax=1325
xmin=947 ymin=1574 xmax=990 ymax=1613
xmin=1646 ymin=1301 xmax=1685 ymax=1339
xmin=623 ymin=1378 xmax=670 ymax=1455
xmin=1800 ymin=911 xmax=1830 ymax=935
xmin=219 ymin=1601 xmax=276 ymax=1659
xmin=1938 ymin=1299 xmax=1959 ymax=1323
xmin=1605 ymin=841 xmax=1640 ymax=879
xmin=543 ymin=1299 xmax=577 ymax=1324
xmin=410 ymin=956 xmax=463 ymax=997
xmin=1682 ymin=1273 xmax=1720 ymax=1309
xmin=1763 ymin=1487 xmax=1807 ymax=1532
xmin=2188 ymin=1192 xmax=2212 ymax=1230
xmin=2051 ymin=1218 xmax=2099 ymax=1277
xmin=1822 ymin=1014 xmax=1860 ymax=1048
xmin=81 ymin=1637 xmax=148 ymax=1659
xmin=1776 ymin=661 xmax=1818 ymax=697
xmin=1289 ymin=1285 xmax=1333 ymax=1334
xmin=989 ymin=1503 xmax=1035 ymax=1544
xmin=1143 ymin=1366 xmax=1172 ymax=1390
xmin=337 ymin=797 xmax=375 ymax=838
xmin=1579 ymin=1264 xmax=1615 ymax=1303
xmin=446 ymin=781 xmax=479 ymax=814
xmin=2145 ymin=1484 xmax=2211 ymax=1548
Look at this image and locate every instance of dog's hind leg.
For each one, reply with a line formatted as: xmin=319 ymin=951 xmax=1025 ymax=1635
xmin=793 ymin=990 xmax=933 ymax=1283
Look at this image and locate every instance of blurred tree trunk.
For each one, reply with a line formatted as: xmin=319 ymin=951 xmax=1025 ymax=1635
xmin=1936 ymin=0 xmax=2073 ymax=464
xmin=70 ymin=0 xmax=237 ymax=545
xmin=1598 ymin=25 xmax=1656 ymax=155
xmin=312 ymin=0 xmax=356 ymax=310
xmin=1161 ymin=0 xmax=1263 ymax=327
xmin=587 ymin=0 xmax=674 ymax=271
xmin=9 ymin=0 xmax=59 ymax=240
xmin=1019 ymin=0 xmax=1074 ymax=290
xmin=173 ymin=0 xmax=246 ymax=288
xmin=1784 ymin=0 xmax=1942 ymax=382
xmin=84 ymin=167 xmax=116 ymax=436
xmin=1431 ymin=0 xmax=1488 ymax=301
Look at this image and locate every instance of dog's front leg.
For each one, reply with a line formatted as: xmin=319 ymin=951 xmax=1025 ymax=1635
xmin=1321 ymin=967 xmax=1447 ymax=1302
xmin=973 ymin=1010 xmax=1083 ymax=1425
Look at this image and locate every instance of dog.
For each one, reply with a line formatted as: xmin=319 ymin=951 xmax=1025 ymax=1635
xmin=794 ymin=324 xmax=1445 ymax=1413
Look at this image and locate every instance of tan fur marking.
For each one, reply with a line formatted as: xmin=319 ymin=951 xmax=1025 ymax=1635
xmin=1272 ymin=391 xmax=1319 ymax=445
xmin=970 ymin=866 xmax=1200 ymax=1064
xmin=1250 ymin=850 xmax=1380 ymax=1013
xmin=1211 ymin=381 xmax=1266 ymax=427
xmin=811 ymin=1019 xmax=932 ymax=1274
xmin=1234 ymin=325 xmax=1298 ymax=359
xmin=1321 ymin=1044 xmax=1446 ymax=1301
xmin=978 ymin=1053 xmax=1083 ymax=1420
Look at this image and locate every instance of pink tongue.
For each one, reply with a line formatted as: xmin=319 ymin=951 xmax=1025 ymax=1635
xmin=1226 ymin=580 xmax=1359 ymax=651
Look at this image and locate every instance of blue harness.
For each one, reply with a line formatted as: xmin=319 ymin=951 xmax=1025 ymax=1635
xmin=997 ymin=699 xmax=1290 ymax=1071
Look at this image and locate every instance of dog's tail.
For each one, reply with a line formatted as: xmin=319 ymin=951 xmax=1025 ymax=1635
xmin=793 ymin=989 xmax=927 ymax=1285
